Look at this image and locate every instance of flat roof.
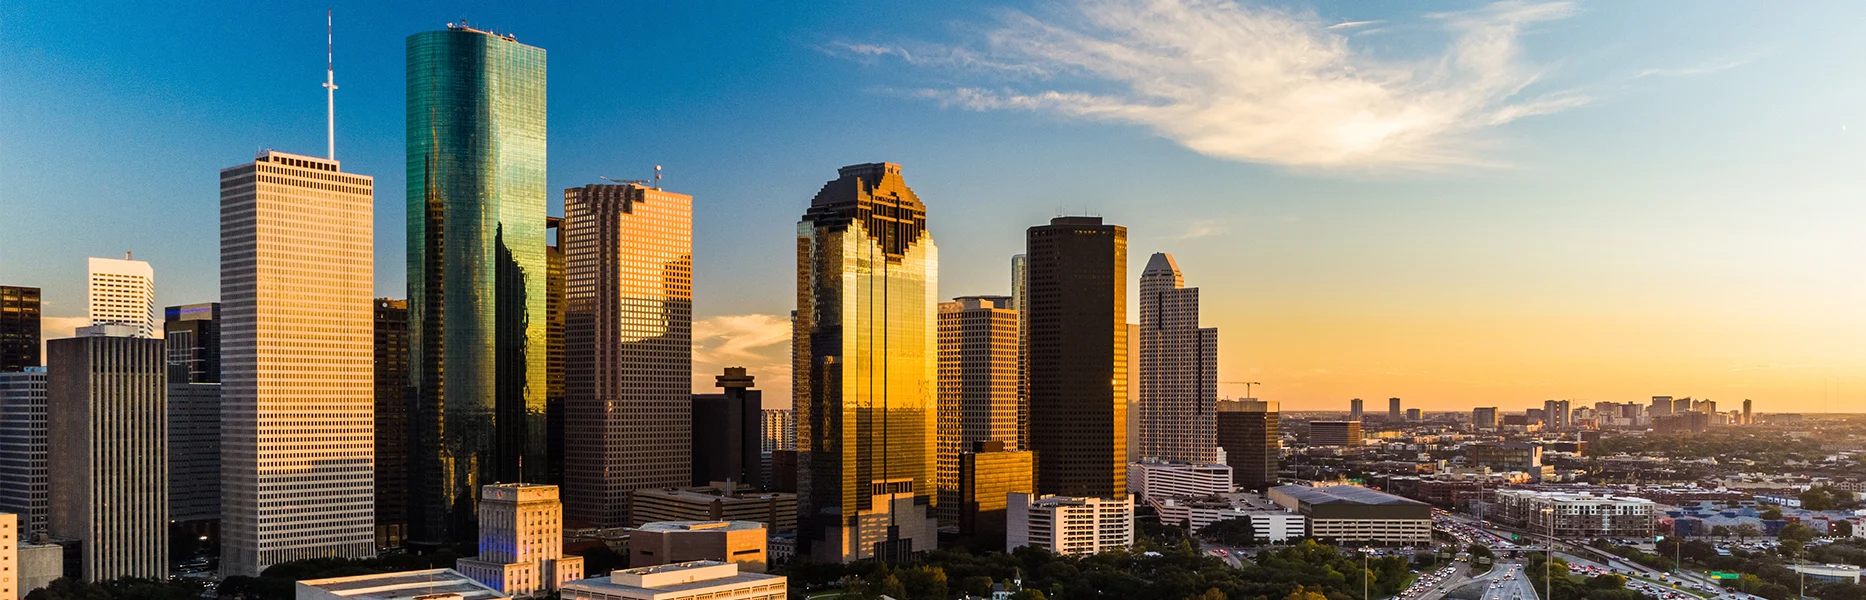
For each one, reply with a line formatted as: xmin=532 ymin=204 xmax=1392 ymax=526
xmin=1272 ymin=485 xmax=1426 ymax=506
xmin=298 ymin=569 xmax=507 ymax=600
xmin=634 ymin=520 xmax=766 ymax=533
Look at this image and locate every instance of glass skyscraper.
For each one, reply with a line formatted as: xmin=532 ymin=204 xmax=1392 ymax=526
xmin=407 ymin=25 xmax=548 ymax=545
xmin=794 ymin=163 xmax=939 ymax=563
xmin=1025 ymin=216 xmax=1128 ymax=500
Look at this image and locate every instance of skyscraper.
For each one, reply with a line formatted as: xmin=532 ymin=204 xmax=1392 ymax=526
xmin=1349 ymin=398 xmax=1363 ymax=421
xmin=1649 ymin=396 xmax=1674 ymax=417
xmin=220 ymin=150 xmax=375 ymax=575
xmin=0 ymin=368 xmax=47 ymax=534
xmin=47 ymin=329 xmax=167 ymax=581
xmin=563 ymin=182 xmax=693 ymax=528
xmin=692 ymin=368 xmax=765 ymax=489
xmin=0 ymin=286 xmax=40 ymax=371
xmin=545 ymin=217 xmax=566 ymax=486
xmin=1216 ymin=400 xmax=1278 ymax=490
xmin=407 ymin=25 xmax=548 ymax=544
xmin=167 ymin=377 xmax=221 ymax=526
xmin=1025 ymin=216 xmax=1127 ymax=500
xmin=87 ymin=256 xmax=156 ymax=338
xmin=1137 ymin=253 xmax=1218 ymax=464
xmin=375 ymin=298 xmax=410 ymax=549
xmin=1742 ymin=399 xmax=1752 ymax=425
xmin=936 ymin=296 xmax=1021 ymax=527
xmin=1009 ymin=255 xmax=1028 ymax=452
xmin=1388 ymin=397 xmax=1402 ymax=422
xmin=794 ymin=163 xmax=939 ymax=563
xmin=163 ymin=303 xmax=221 ymax=383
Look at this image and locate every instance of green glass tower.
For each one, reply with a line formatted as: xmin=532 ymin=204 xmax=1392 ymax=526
xmin=406 ymin=25 xmax=547 ymax=545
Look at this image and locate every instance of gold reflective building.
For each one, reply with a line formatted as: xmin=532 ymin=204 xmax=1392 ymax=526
xmin=935 ymin=296 xmax=1020 ymax=529
xmin=793 ymin=163 xmax=939 ymax=563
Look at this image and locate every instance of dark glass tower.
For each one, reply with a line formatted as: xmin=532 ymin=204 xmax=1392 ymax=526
xmin=0 ymin=286 xmax=41 ymax=372
xmin=690 ymin=367 xmax=764 ymax=489
xmin=406 ymin=25 xmax=548 ymax=545
xmin=1217 ymin=400 xmax=1279 ymax=490
xmin=163 ymin=303 xmax=220 ymax=383
xmin=1025 ymin=216 xmax=1127 ymax=500
xmin=374 ymin=298 xmax=409 ymax=549
xmin=795 ymin=163 xmax=939 ymax=563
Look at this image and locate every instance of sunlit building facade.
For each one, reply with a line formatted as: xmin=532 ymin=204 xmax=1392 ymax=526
xmin=1137 ymin=252 xmax=1217 ymax=464
xmin=935 ymin=295 xmax=1020 ymax=527
xmin=563 ymin=182 xmax=693 ymax=528
xmin=87 ymin=256 xmax=156 ymax=338
xmin=407 ymin=25 xmax=549 ymax=544
xmin=0 ymin=286 xmax=42 ymax=372
xmin=793 ymin=162 xmax=939 ymax=563
xmin=220 ymin=150 xmax=376 ymax=575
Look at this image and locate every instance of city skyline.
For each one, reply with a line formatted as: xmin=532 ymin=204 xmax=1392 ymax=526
xmin=7 ymin=2 xmax=1866 ymax=413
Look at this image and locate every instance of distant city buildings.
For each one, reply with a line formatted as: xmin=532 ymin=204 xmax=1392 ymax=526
xmin=1216 ymin=400 xmax=1279 ymax=490
xmin=1026 ymin=216 xmax=1128 ymax=501
xmin=1128 ymin=462 xmax=1232 ymax=502
xmin=793 ymin=163 xmax=939 ymax=563
xmin=456 ymin=484 xmax=584 ymax=597
xmin=1137 ymin=253 xmax=1218 ymax=464
xmin=1472 ymin=407 xmax=1499 ymax=429
xmin=407 ymin=25 xmax=551 ymax=544
xmin=564 ymin=181 xmax=694 ymax=529
xmin=48 ymin=329 xmax=167 ymax=580
xmin=219 ymin=150 xmax=376 ymax=575
xmin=1349 ymin=398 xmax=1363 ymax=421
xmin=1543 ymin=399 xmax=1571 ymax=429
xmin=628 ymin=484 xmax=796 ymax=532
xmin=1310 ymin=421 xmax=1363 ymax=447
xmin=87 ymin=256 xmax=155 ymax=338
xmin=1006 ymin=493 xmax=1134 ymax=555
xmin=0 ymin=286 xmax=41 ymax=371
xmin=936 ymin=295 xmax=1022 ymax=528
xmin=1387 ymin=398 xmax=1402 ymax=422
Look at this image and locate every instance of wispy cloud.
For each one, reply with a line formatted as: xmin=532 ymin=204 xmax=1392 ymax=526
xmin=836 ymin=0 xmax=1594 ymax=170
xmin=1636 ymin=58 xmax=1749 ymax=79
xmin=1174 ymin=219 xmax=1226 ymax=240
xmin=692 ymin=314 xmax=792 ymax=404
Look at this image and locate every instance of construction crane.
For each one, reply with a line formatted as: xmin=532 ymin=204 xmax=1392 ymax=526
xmin=1219 ymin=381 xmax=1262 ymax=399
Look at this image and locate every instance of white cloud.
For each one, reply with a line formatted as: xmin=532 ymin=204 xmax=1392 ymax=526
xmin=846 ymin=0 xmax=1593 ymax=170
xmin=1636 ymin=58 xmax=1748 ymax=79
xmin=692 ymin=314 xmax=792 ymax=406
xmin=1173 ymin=219 xmax=1226 ymax=240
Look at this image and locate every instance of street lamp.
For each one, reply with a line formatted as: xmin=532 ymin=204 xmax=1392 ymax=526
xmin=1361 ymin=546 xmax=1375 ymax=600
xmin=1542 ymin=507 xmax=1556 ymax=600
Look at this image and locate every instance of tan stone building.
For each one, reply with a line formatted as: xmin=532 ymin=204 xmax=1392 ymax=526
xmin=628 ymin=522 xmax=768 ymax=573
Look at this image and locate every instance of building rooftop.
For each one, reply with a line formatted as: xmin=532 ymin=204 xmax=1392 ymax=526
xmin=565 ymin=561 xmax=782 ymax=595
xmin=297 ymin=569 xmax=508 ymax=600
xmin=634 ymin=520 xmax=766 ymax=533
xmin=1271 ymin=484 xmax=1427 ymax=506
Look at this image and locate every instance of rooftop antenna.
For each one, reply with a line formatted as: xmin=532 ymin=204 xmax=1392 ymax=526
xmin=322 ymin=9 xmax=337 ymax=160
xmin=654 ymin=165 xmax=663 ymax=188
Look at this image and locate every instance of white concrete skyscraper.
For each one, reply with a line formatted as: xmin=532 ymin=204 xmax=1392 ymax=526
xmin=87 ymin=256 xmax=155 ymax=338
xmin=219 ymin=150 xmax=375 ymax=576
xmin=1137 ymin=253 xmax=1218 ymax=464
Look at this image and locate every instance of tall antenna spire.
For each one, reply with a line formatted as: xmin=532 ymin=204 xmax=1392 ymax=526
xmin=323 ymin=9 xmax=337 ymax=160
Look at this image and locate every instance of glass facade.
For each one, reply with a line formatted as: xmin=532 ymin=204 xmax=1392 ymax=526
xmin=0 ymin=286 xmax=40 ymax=371
xmin=1025 ymin=216 xmax=1128 ymax=500
xmin=406 ymin=26 xmax=549 ymax=545
xmin=795 ymin=163 xmax=939 ymax=563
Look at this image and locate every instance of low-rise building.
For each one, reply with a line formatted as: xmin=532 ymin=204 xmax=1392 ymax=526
xmin=1492 ymin=490 xmax=1654 ymax=538
xmin=1310 ymin=421 xmax=1363 ymax=447
xmin=1148 ymin=497 xmax=1305 ymax=542
xmin=958 ymin=443 xmax=1033 ymax=550
xmin=1128 ymin=462 xmax=1232 ymax=502
xmin=1007 ymin=493 xmax=1133 ymax=556
xmin=1790 ymin=564 xmax=1861 ymax=585
xmin=456 ymin=484 xmax=584 ymax=597
xmin=630 ymin=521 xmax=768 ymax=573
xmin=1269 ymin=484 xmax=1431 ymax=545
xmin=296 ymin=569 xmax=510 ymax=600
xmin=630 ymin=485 xmax=796 ymax=532
xmin=561 ymin=561 xmax=784 ymax=600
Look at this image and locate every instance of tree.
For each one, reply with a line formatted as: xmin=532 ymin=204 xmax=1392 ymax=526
xmin=1283 ymin=585 xmax=1329 ymax=600
xmin=1736 ymin=523 xmax=1762 ymax=542
xmin=1712 ymin=525 xmax=1732 ymax=540
xmin=1200 ymin=518 xmax=1259 ymax=547
xmin=1835 ymin=520 xmax=1854 ymax=538
xmin=1198 ymin=589 xmax=1228 ymax=600
xmin=1761 ymin=507 xmax=1784 ymax=521
xmin=1008 ymin=590 xmax=1048 ymax=600
xmin=1779 ymin=523 xmax=1819 ymax=544
xmin=960 ymin=576 xmax=994 ymax=599
xmin=1801 ymin=488 xmax=1839 ymax=512
xmin=1469 ymin=544 xmax=1496 ymax=561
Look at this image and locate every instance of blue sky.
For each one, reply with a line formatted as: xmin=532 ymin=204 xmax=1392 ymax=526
xmin=4 ymin=1 xmax=1865 ymax=411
